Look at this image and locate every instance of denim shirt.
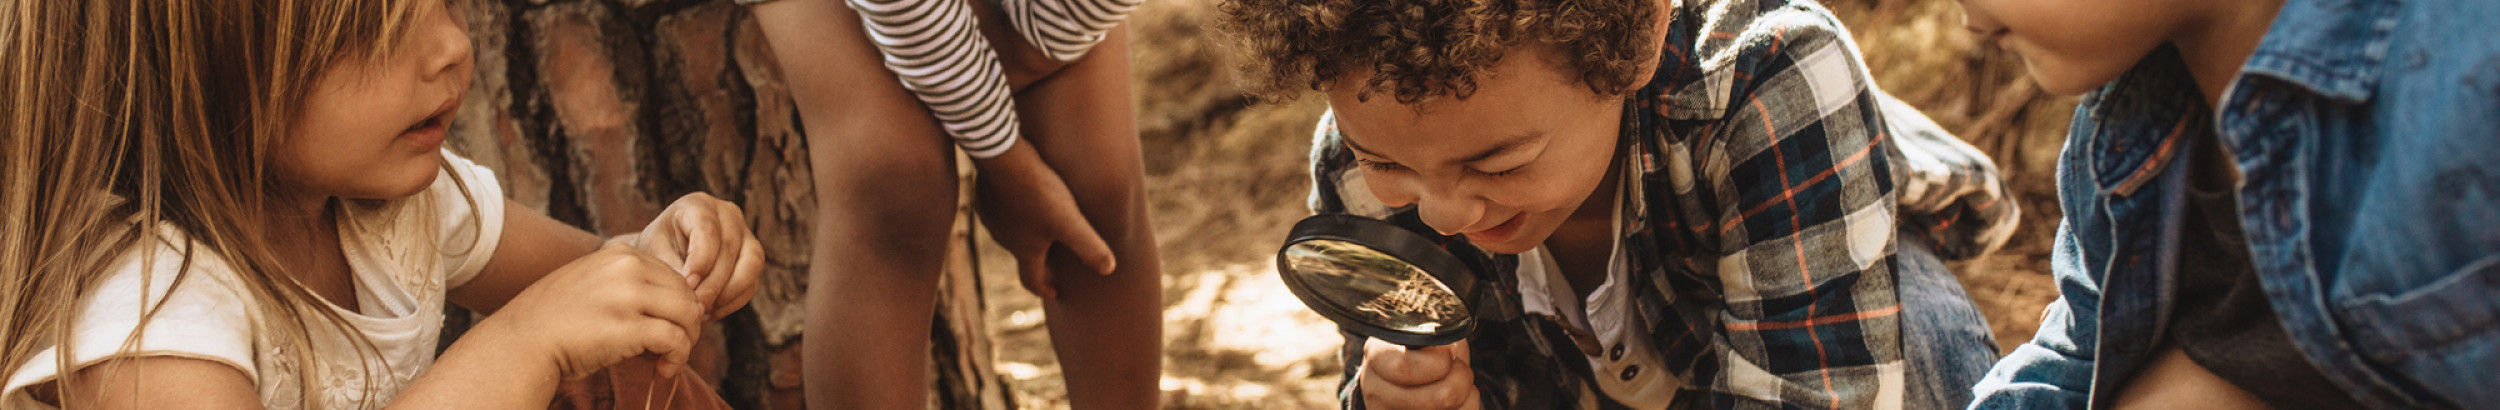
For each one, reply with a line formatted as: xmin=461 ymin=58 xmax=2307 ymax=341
xmin=1969 ymin=0 xmax=2500 ymax=408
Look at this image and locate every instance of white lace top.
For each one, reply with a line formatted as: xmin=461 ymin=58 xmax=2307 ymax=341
xmin=2 ymin=150 xmax=507 ymax=410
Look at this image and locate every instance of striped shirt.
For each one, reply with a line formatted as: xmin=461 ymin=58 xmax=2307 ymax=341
xmin=846 ymin=0 xmax=1142 ymax=158
xmin=1306 ymin=0 xmax=2016 ymax=408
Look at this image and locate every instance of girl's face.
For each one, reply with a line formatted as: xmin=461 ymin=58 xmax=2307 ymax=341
xmin=1326 ymin=47 xmax=1637 ymax=255
xmin=276 ymin=1 xmax=473 ymax=201
xmin=1957 ymin=0 xmax=2187 ymax=95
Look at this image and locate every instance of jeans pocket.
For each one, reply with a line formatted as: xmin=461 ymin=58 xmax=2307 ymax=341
xmin=2336 ymin=255 xmax=2500 ymax=404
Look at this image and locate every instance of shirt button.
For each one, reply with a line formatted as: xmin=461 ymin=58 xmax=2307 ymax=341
xmin=1621 ymin=365 xmax=1641 ymax=381
xmin=1610 ymin=344 xmax=1627 ymax=361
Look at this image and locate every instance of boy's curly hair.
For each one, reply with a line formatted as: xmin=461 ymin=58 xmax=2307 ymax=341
xmin=1217 ymin=0 xmax=1660 ymax=104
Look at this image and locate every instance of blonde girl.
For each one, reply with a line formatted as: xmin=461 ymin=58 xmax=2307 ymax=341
xmin=0 ymin=1 xmax=764 ymax=408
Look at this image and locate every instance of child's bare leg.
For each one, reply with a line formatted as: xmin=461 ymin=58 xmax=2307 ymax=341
xmin=750 ymin=2 xmax=959 ymax=409
xmin=1011 ymin=26 xmax=1165 ymax=409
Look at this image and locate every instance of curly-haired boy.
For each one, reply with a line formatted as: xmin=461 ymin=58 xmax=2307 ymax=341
xmin=1221 ymin=0 xmax=2021 ymax=408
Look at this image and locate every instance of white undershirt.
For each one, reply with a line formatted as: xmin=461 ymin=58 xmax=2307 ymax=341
xmin=1513 ymin=182 xmax=1682 ymax=409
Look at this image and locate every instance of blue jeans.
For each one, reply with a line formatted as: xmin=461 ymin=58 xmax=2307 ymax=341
xmin=1898 ymin=229 xmax=2001 ymax=410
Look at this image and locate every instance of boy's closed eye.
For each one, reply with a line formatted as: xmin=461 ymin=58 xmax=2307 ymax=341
xmin=1342 ymin=131 xmax=1545 ymax=178
xmin=1473 ymin=165 xmax=1524 ymax=177
xmin=1355 ymin=157 xmax=1411 ymax=173
xmin=1355 ymin=157 xmax=1526 ymax=177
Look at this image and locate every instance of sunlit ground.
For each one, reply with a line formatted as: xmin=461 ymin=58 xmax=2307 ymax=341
xmin=977 ymin=240 xmax=1348 ymax=409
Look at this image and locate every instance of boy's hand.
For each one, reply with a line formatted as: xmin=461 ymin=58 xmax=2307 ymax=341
xmin=479 ymin=243 xmax=706 ymax=381
xmin=636 ymin=193 xmax=765 ymax=320
xmin=1361 ymin=339 xmax=1481 ymax=410
xmin=972 ymin=140 xmax=1117 ymax=301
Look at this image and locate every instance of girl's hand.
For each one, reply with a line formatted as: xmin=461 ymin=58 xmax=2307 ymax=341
xmin=636 ymin=193 xmax=765 ymax=320
xmin=1360 ymin=339 xmax=1481 ymax=410
xmin=477 ymin=243 xmax=707 ymax=381
xmin=972 ymin=140 xmax=1117 ymax=301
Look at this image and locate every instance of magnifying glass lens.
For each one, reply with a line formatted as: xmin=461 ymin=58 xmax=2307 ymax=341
xmin=1280 ymin=239 xmax=1470 ymax=333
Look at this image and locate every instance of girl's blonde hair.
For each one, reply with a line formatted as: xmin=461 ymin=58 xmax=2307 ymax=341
xmin=1 ymin=0 xmax=434 ymax=407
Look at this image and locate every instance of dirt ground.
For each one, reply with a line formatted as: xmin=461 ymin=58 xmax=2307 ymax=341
xmin=975 ymin=0 xmax=2077 ymax=408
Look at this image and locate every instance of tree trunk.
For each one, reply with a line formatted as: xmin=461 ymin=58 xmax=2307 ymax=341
xmin=444 ymin=0 xmax=1010 ymax=408
xmin=930 ymin=158 xmax=1017 ymax=410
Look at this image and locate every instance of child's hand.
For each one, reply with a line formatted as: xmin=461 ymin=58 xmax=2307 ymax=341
xmin=972 ymin=140 xmax=1117 ymax=301
xmin=1360 ymin=339 xmax=1480 ymax=410
xmin=635 ymin=193 xmax=765 ymax=320
xmin=479 ymin=243 xmax=706 ymax=381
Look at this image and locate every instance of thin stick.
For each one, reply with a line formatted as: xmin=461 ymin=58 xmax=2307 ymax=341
xmin=660 ymin=373 xmax=682 ymax=410
xmin=641 ymin=370 xmax=658 ymax=410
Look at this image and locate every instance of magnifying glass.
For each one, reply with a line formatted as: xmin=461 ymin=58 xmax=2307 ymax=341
xmin=1274 ymin=212 xmax=1503 ymax=347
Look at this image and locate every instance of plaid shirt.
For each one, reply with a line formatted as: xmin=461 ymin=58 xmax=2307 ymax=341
xmin=1305 ymin=0 xmax=2016 ymax=408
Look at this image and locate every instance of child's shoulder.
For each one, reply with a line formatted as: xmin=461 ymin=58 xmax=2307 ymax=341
xmin=96 ymin=223 xmax=262 ymax=302
xmin=1664 ymin=0 xmax=1874 ymax=116
xmin=1687 ymin=0 xmax=1860 ymax=64
xmin=37 ymin=223 xmax=264 ymax=349
xmin=62 ymin=229 xmax=273 ymax=357
xmin=0 ymin=224 xmax=270 ymax=407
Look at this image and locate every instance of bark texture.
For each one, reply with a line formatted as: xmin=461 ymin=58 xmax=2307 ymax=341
xmin=443 ymin=1 xmax=1007 ymax=408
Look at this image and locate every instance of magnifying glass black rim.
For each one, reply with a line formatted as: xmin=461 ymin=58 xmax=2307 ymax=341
xmin=1276 ymin=214 xmax=1478 ymax=347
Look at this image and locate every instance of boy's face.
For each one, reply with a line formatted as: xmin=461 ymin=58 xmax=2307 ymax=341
xmin=278 ymin=0 xmax=474 ymax=200
xmin=1958 ymin=0 xmax=2188 ymax=95
xmin=1327 ymin=47 xmax=1632 ymax=255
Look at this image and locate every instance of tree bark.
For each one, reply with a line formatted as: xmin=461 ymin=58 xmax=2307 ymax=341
xmin=443 ymin=0 xmax=1010 ymax=408
xmin=931 ymin=158 xmax=1016 ymax=410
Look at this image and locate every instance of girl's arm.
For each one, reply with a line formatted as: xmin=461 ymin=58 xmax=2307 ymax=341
xmin=449 ymin=195 xmax=760 ymax=319
xmin=415 ymin=194 xmax=757 ymax=408
xmin=444 ymin=199 xmax=603 ymax=314
xmin=399 ymin=242 xmax=706 ymax=409
xmin=48 ymin=358 xmax=261 ymax=409
xmin=55 ymin=243 xmax=702 ymax=410
xmin=845 ymin=0 xmax=1026 ymax=159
